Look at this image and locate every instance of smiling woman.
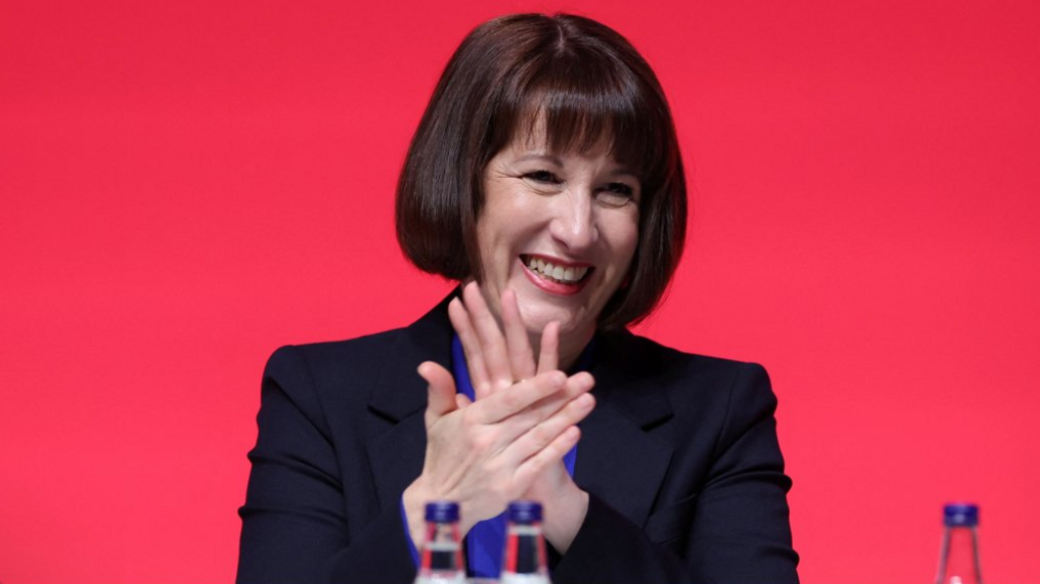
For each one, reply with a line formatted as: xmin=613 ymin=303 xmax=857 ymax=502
xmin=237 ymin=13 xmax=798 ymax=584
xmin=477 ymin=129 xmax=641 ymax=369
xmin=394 ymin=14 xmax=687 ymax=332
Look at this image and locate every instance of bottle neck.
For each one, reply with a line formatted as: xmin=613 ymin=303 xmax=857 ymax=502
xmin=419 ymin=521 xmax=464 ymax=577
xmin=936 ymin=525 xmax=982 ymax=584
xmin=503 ymin=522 xmax=548 ymax=577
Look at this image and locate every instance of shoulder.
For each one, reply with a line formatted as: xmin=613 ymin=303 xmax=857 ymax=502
xmin=599 ymin=329 xmax=771 ymax=394
xmin=595 ymin=329 xmax=777 ymax=429
xmin=256 ymin=328 xmax=416 ymax=428
xmin=259 ymin=296 xmax=455 ymax=425
xmin=264 ymin=327 xmax=409 ymax=386
xmin=263 ymin=293 xmax=456 ymax=390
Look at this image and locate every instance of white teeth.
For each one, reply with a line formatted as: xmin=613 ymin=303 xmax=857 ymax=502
xmin=524 ymin=256 xmax=589 ymax=284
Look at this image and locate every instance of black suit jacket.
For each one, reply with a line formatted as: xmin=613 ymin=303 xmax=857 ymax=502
xmin=237 ymin=295 xmax=799 ymax=583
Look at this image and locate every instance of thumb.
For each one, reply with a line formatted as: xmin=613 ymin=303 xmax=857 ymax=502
xmin=417 ymin=361 xmax=457 ymax=420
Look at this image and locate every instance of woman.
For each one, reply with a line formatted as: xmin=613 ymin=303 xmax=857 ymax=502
xmin=237 ymin=13 xmax=798 ymax=584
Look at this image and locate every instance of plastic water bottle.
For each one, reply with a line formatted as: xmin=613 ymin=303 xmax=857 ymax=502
xmin=500 ymin=500 xmax=551 ymax=584
xmin=415 ymin=501 xmax=466 ymax=584
xmin=935 ymin=503 xmax=983 ymax=584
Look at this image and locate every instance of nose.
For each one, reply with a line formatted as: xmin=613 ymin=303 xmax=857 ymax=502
xmin=549 ymin=187 xmax=597 ymax=251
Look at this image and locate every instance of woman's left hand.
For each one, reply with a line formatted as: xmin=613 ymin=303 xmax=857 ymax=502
xmin=451 ymin=281 xmax=591 ymax=553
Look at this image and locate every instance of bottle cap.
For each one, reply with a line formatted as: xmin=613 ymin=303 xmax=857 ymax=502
xmin=507 ymin=500 xmax=543 ymax=524
xmin=943 ymin=503 xmax=979 ymax=527
xmin=425 ymin=501 xmax=459 ymax=523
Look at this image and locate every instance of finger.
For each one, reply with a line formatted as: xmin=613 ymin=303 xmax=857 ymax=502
xmin=507 ymin=394 xmax=593 ymax=467
xmin=474 ymin=370 xmax=568 ymax=424
xmin=536 ymin=320 xmax=560 ymax=375
xmin=418 ymin=361 xmax=457 ymax=424
xmin=503 ymin=371 xmax=595 ymax=431
xmin=475 ymin=372 xmax=594 ymax=445
xmin=463 ymin=282 xmax=513 ymax=391
xmin=455 ymin=393 xmax=472 ymax=409
xmin=512 ymin=425 xmax=583 ymax=491
xmin=501 ymin=289 xmax=536 ymax=381
xmin=448 ymin=296 xmax=492 ymax=398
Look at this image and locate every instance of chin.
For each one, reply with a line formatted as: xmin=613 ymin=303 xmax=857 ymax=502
xmin=518 ymin=302 xmax=595 ymax=339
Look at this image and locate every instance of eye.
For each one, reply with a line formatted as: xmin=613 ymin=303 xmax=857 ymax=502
xmin=597 ymin=182 xmax=638 ymax=206
xmin=522 ymin=170 xmax=561 ymax=184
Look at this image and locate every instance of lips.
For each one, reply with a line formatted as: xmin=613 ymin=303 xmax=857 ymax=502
xmin=519 ymin=254 xmax=594 ymax=296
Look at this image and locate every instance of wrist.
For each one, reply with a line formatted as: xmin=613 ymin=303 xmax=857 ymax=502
xmin=404 ymin=478 xmax=480 ymax=539
xmin=540 ymin=482 xmax=588 ymax=554
xmin=403 ymin=478 xmax=436 ymax=546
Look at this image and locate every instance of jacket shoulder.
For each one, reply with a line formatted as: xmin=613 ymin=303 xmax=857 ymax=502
xmin=601 ymin=329 xmax=768 ymax=386
xmin=598 ymin=330 xmax=776 ymax=429
xmin=265 ymin=325 xmax=406 ymax=378
xmin=266 ymin=326 xmax=406 ymax=375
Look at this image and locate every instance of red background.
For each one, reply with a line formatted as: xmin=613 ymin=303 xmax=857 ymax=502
xmin=2 ymin=0 xmax=1037 ymax=582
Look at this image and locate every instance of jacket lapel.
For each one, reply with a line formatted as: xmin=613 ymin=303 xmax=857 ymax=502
xmin=365 ymin=294 xmax=456 ymax=510
xmin=576 ymin=330 xmax=675 ymax=529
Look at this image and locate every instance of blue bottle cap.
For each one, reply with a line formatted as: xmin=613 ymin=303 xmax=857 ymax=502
xmin=508 ymin=500 xmax=543 ymax=524
xmin=943 ymin=503 xmax=979 ymax=527
xmin=425 ymin=501 xmax=459 ymax=523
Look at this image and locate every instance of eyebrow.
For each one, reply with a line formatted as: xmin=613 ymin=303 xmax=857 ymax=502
xmin=515 ymin=153 xmax=564 ymax=166
xmin=513 ymin=153 xmax=639 ymax=180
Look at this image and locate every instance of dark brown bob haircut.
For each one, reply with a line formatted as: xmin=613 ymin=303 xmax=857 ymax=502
xmin=396 ymin=13 xmax=687 ymax=329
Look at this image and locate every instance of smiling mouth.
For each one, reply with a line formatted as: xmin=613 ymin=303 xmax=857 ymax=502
xmin=520 ymin=254 xmax=593 ymax=285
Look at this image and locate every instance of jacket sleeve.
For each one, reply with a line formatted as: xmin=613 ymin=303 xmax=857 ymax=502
xmin=236 ymin=346 xmax=418 ymax=584
xmin=552 ymin=362 xmax=799 ymax=584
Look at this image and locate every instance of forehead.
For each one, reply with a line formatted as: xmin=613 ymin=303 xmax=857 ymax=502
xmin=504 ymin=109 xmax=629 ymax=169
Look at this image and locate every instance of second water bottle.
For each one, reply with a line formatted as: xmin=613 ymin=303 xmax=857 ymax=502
xmin=500 ymin=501 xmax=551 ymax=584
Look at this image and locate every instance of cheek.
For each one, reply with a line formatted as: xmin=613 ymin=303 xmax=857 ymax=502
xmin=476 ymin=218 xmax=514 ymax=259
xmin=475 ymin=212 xmax=522 ymax=279
xmin=608 ymin=216 xmax=640 ymax=269
xmin=480 ymin=193 xmax=541 ymax=254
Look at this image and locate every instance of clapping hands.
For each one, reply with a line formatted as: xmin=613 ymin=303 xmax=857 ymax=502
xmin=403 ymin=282 xmax=594 ymax=550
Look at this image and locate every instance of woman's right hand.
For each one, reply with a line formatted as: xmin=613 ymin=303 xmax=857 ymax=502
xmin=402 ymin=283 xmax=595 ymax=541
